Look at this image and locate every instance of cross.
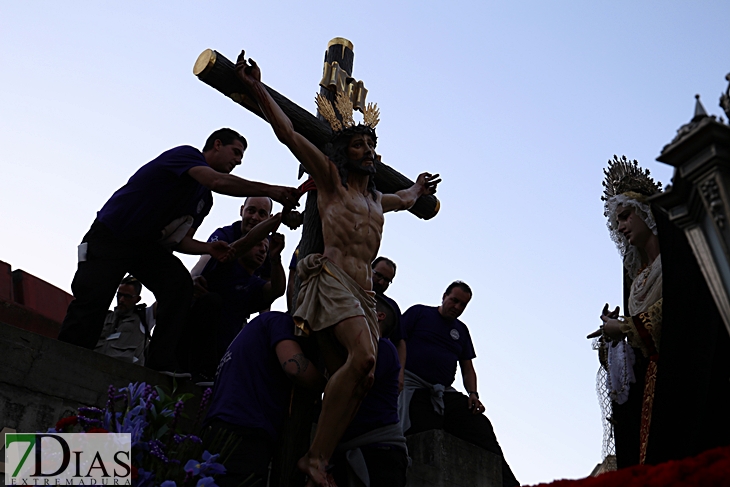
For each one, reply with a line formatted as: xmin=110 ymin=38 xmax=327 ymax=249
xmin=194 ymin=39 xmax=439 ymax=486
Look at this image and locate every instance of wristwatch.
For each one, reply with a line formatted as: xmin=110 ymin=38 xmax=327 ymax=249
xmin=468 ymin=391 xmax=479 ymax=399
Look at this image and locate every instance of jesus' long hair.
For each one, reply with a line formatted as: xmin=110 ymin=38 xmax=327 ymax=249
xmin=324 ymin=125 xmax=378 ymax=199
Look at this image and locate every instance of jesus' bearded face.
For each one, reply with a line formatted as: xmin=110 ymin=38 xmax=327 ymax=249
xmin=345 ymin=134 xmax=377 ymax=176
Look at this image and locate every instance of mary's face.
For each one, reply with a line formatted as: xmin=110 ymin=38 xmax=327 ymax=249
xmin=616 ymin=204 xmax=652 ymax=248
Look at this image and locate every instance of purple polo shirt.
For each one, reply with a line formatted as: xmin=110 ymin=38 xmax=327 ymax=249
xmin=96 ymin=145 xmax=212 ymax=240
xmin=201 ymin=255 xmax=268 ymax=353
xmin=342 ymin=338 xmax=400 ymax=441
xmin=403 ymin=305 xmax=476 ymax=387
xmin=204 ymin=312 xmax=299 ymax=439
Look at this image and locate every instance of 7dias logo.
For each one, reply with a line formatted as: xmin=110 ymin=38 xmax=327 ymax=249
xmin=5 ymin=433 xmax=131 ymax=485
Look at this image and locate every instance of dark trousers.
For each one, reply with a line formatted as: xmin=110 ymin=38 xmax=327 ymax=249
xmin=406 ymin=389 xmax=519 ymax=487
xmin=331 ymin=445 xmax=408 ymax=487
xmin=204 ymin=419 xmax=275 ymax=487
xmin=177 ymin=292 xmax=224 ymax=377
xmin=58 ymin=221 xmax=193 ymax=371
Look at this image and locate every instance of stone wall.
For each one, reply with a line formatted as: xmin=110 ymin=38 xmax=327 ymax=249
xmin=0 ymin=321 xmax=201 ymax=475
xmin=407 ymin=429 xmax=502 ymax=487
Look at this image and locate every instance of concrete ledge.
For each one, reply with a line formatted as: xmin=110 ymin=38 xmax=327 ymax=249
xmin=407 ymin=429 xmax=502 ymax=487
xmin=0 ymin=321 xmax=202 ymax=434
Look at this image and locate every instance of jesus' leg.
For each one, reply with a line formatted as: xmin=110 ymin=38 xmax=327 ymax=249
xmin=297 ymin=315 xmax=378 ymax=486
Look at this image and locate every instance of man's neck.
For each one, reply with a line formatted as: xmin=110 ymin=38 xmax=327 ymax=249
xmin=114 ymin=306 xmax=135 ymax=317
xmin=202 ymin=149 xmax=213 ymax=166
xmin=238 ymin=258 xmax=258 ymax=274
xmin=346 ymin=172 xmax=370 ymax=195
xmin=436 ymin=306 xmax=451 ymax=322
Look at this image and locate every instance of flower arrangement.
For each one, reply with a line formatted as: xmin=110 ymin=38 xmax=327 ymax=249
xmin=528 ymin=446 xmax=730 ymax=487
xmin=50 ymin=382 xmax=236 ymax=487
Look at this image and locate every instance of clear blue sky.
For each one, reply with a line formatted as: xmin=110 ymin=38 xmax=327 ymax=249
xmin=2 ymin=1 xmax=729 ymax=484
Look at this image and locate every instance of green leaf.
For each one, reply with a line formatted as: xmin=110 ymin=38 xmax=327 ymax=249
xmin=156 ymin=424 xmax=169 ymax=439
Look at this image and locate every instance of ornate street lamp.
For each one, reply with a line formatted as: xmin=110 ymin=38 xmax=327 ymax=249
xmin=651 ymin=75 xmax=730 ymax=336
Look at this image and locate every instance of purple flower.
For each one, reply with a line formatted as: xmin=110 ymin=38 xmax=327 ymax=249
xmin=184 ymin=451 xmax=226 ymax=477
xmin=196 ymin=477 xmax=217 ymax=487
xmin=135 ymin=467 xmax=155 ymax=487
xmin=199 ymin=451 xmax=226 ymax=476
xmin=78 ymin=416 xmax=102 ymax=427
xmin=201 ymin=451 xmax=219 ymax=463
xmin=170 ymin=400 xmax=185 ymax=431
xmin=149 ymin=439 xmax=170 ymax=463
xmin=160 ymin=481 xmax=177 ymax=487
xmin=120 ymin=382 xmax=146 ymax=406
xmin=195 ymin=388 xmax=213 ymax=426
xmin=184 ymin=459 xmax=201 ymax=475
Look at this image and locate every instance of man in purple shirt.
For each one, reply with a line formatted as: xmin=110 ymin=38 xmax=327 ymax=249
xmin=179 ymin=214 xmax=288 ymax=384
xmin=371 ymin=256 xmax=407 ymax=391
xmin=401 ymin=281 xmax=519 ymax=487
xmin=204 ymin=311 xmax=325 ymax=486
xmin=58 ymin=128 xmax=301 ymax=375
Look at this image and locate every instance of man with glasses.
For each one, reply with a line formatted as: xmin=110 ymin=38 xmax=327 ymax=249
xmin=372 ymin=256 xmax=407 ymax=391
xmin=94 ymin=276 xmax=152 ymax=365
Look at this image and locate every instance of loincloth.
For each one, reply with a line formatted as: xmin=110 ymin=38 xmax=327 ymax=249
xmin=293 ymin=254 xmax=378 ymax=343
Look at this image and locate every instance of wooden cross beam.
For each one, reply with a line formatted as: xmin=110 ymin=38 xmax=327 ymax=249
xmin=193 ymin=48 xmax=440 ymax=221
xmin=194 ymin=41 xmax=439 ymax=486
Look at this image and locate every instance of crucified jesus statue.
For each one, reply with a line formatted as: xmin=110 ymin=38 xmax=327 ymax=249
xmin=236 ymin=50 xmax=440 ymax=486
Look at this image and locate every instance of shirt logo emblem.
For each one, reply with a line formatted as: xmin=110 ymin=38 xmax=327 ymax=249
xmin=450 ymin=329 xmax=460 ymax=340
xmin=197 ymin=199 xmax=205 ymax=214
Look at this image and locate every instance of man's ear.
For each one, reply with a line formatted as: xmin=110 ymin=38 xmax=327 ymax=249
xmin=240 ymin=205 xmax=245 ymax=216
xmin=213 ymin=139 xmax=223 ymax=151
xmin=134 ymin=295 xmax=141 ymax=304
xmin=376 ymin=311 xmax=386 ymax=322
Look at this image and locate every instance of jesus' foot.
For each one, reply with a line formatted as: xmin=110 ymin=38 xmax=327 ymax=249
xmin=298 ymin=455 xmax=336 ymax=487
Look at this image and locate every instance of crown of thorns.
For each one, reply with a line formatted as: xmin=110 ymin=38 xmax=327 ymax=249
xmin=315 ymin=91 xmax=380 ymax=133
xmin=601 ymin=155 xmax=661 ymax=202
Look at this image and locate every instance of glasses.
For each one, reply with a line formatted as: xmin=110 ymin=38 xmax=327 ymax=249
xmin=372 ymin=270 xmax=393 ymax=284
xmin=117 ymin=292 xmax=137 ymax=299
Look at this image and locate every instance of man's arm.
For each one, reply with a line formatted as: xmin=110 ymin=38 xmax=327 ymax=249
xmin=191 ymin=255 xmax=212 ymax=278
xmin=187 ymin=166 xmax=300 ymax=208
xmin=175 ymin=227 xmax=234 ymax=262
xmin=261 ymin=233 xmax=286 ymax=304
xmin=235 ymin=52 xmax=335 ymax=189
xmin=276 ymin=339 xmax=326 ymax=390
xmin=190 ymin=255 xmax=212 ymax=298
xmin=381 ymin=172 xmax=441 ymax=213
xmin=229 ymin=213 xmax=283 ymax=258
xmin=460 ymin=359 xmax=486 ymax=415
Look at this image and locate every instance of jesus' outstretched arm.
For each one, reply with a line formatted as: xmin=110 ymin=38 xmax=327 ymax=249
xmin=381 ymin=170 xmax=441 ymax=213
xmin=235 ymin=51 xmax=335 ymax=190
